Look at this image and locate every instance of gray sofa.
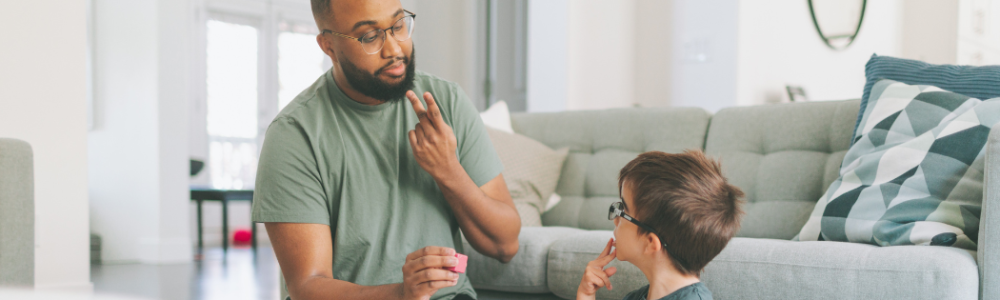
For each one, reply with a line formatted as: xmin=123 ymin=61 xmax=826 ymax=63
xmin=0 ymin=138 xmax=35 ymax=287
xmin=465 ymin=99 xmax=992 ymax=300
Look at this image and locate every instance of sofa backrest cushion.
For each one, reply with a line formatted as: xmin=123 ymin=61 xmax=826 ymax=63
xmin=511 ymin=107 xmax=711 ymax=230
xmin=704 ymin=100 xmax=860 ymax=239
xmin=0 ymin=138 xmax=34 ymax=286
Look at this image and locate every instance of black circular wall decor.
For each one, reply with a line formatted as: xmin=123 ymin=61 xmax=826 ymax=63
xmin=808 ymin=0 xmax=867 ymax=50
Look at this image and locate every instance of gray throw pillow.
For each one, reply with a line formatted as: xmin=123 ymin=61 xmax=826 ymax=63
xmin=797 ymin=79 xmax=1000 ymax=250
xmin=486 ymin=128 xmax=569 ymax=227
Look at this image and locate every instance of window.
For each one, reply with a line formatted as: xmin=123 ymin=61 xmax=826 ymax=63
xmin=196 ymin=2 xmax=329 ymax=190
xmin=278 ymin=21 xmax=328 ymax=110
xmin=205 ymin=19 xmax=260 ymax=190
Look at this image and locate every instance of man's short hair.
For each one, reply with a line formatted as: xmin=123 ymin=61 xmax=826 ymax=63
xmin=311 ymin=0 xmax=333 ymax=25
xmin=618 ymin=150 xmax=744 ymax=276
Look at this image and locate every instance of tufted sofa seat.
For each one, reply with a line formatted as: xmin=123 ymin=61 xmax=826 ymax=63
xmin=465 ymin=100 xmax=989 ymax=300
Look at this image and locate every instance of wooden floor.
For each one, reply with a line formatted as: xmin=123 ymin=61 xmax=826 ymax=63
xmin=91 ymin=245 xmax=563 ymax=300
xmin=92 ymin=246 xmax=281 ymax=300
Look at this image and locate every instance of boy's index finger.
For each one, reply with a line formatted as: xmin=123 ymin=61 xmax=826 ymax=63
xmin=599 ymin=238 xmax=614 ymax=256
xmin=596 ymin=249 xmax=616 ymax=266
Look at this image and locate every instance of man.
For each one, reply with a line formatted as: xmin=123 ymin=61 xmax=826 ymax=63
xmin=251 ymin=0 xmax=521 ymax=299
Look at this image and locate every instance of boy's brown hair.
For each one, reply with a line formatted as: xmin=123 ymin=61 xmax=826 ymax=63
xmin=617 ymin=150 xmax=744 ymax=276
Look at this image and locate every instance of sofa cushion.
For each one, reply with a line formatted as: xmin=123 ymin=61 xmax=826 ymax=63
xmin=705 ymin=100 xmax=860 ymax=239
xmin=797 ymin=80 xmax=997 ymax=250
xmin=704 ymin=238 xmax=979 ymax=300
xmin=463 ymin=226 xmax=587 ymax=293
xmin=511 ymin=107 xmax=712 ymax=230
xmin=546 ymin=230 xmax=645 ymax=300
xmin=859 ymin=54 xmax=1000 ymax=139
xmin=546 ymin=231 xmax=979 ymax=300
xmin=487 ymin=128 xmax=569 ymax=227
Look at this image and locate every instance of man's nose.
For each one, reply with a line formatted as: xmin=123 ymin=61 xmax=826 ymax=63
xmin=381 ymin=32 xmax=404 ymax=59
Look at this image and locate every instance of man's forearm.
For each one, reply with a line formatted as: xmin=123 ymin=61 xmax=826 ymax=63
xmin=289 ymin=276 xmax=403 ymax=300
xmin=433 ymin=164 xmax=520 ymax=262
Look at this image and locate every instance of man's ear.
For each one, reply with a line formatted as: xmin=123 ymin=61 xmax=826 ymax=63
xmin=316 ymin=34 xmax=337 ymax=62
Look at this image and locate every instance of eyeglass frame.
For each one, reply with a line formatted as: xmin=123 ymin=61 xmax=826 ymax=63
xmin=608 ymin=201 xmax=690 ymax=268
xmin=321 ymin=9 xmax=417 ymax=54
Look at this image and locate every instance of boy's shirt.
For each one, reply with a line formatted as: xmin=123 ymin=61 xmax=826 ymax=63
xmin=622 ymin=282 xmax=712 ymax=300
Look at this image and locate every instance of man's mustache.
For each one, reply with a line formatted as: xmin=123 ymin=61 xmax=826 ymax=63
xmin=375 ymin=56 xmax=409 ymax=76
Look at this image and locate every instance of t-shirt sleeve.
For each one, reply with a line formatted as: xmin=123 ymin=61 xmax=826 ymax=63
xmin=251 ymin=117 xmax=330 ymax=225
xmin=447 ymin=84 xmax=505 ymax=187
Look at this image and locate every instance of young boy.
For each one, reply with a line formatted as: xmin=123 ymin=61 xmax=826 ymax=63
xmin=577 ymin=150 xmax=744 ymax=300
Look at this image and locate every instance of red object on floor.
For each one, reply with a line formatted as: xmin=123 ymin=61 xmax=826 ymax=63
xmin=444 ymin=253 xmax=468 ymax=273
xmin=233 ymin=229 xmax=252 ymax=245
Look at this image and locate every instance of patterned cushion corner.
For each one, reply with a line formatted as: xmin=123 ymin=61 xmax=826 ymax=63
xmin=798 ymin=79 xmax=1000 ymax=250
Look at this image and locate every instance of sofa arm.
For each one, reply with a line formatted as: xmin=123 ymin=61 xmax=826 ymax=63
xmin=0 ymin=138 xmax=34 ymax=286
xmin=981 ymin=124 xmax=1000 ymax=299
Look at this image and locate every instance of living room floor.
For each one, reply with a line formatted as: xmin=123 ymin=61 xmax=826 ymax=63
xmin=91 ymin=246 xmax=281 ymax=300
xmin=92 ymin=245 xmax=563 ymax=300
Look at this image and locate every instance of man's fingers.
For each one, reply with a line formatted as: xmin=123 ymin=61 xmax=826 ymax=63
xmin=422 ymin=279 xmax=458 ymax=290
xmin=406 ymin=246 xmax=456 ymax=261
xmin=423 ymin=92 xmax=448 ymax=129
xmin=414 ymin=125 xmax=427 ymax=145
xmin=409 ymin=268 xmax=459 ymax=285
xmin=406 ymin=90 xmax=427 ymax=116
xmin=408 ymin=130 xmax=419 ymax=149
xmin=411 ymin=255 xmax=458 ymax=273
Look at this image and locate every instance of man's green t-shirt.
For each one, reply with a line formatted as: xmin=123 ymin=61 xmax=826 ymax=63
xmin=251 ymin=70 xmax=504 ymax=300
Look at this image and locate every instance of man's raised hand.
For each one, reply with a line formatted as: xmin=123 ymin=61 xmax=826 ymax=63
xmin=407 ymin=91 xmax=459 ymax=179
xmin=400 ymin=246 xmax=460 ymax=300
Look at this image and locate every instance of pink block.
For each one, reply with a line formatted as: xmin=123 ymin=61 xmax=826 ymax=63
xmin=444 ymin=253 xmax=468 ymax=273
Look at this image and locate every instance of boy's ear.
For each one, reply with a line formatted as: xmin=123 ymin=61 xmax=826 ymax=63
xmin=643 ymin=232 xmax=662 ymax=255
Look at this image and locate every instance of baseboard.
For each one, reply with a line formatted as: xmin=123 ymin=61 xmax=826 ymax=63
xmin=34 ymin=281 xmax=94 ymax=293
xmin=138 ymin=237 xmax=192 ymax=264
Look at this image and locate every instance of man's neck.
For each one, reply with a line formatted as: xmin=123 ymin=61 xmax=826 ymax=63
xmin=637 ymin=257 xmax=701 ymax=300
xmin=332 ymin=68 xmax=386 ymax=106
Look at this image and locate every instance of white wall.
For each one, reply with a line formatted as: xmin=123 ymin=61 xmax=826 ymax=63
xmin=89 ymin=0 xmax=193 ymax=264
xmin=735 ymin=0 xmax=903 ymax=105
xmin=634 ymin=0 xmax=674 ymax=108
xmin=567 ymin=0 xmax=638 ymax=110
xmin=902 ymin=0 xmax=958 ymax=65
xmin=527 ymin=0 xmax=569 ymax=112
xmin=0 ymin=1 xmax=92 ymax=291
xmin=408 ymin=0 xmax=479 ymax=104
xmin=671 ymin=0 xmax=739 ymax=112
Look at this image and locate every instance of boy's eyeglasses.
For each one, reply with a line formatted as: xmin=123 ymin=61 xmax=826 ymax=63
xmin=608 ymin=201 xmax=689 ymax=268
xmin=608 ymin=201 xmax=658 ymax=233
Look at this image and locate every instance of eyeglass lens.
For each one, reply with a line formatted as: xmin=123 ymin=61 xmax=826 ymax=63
xmin=359 ymin=15 xmax=414 ymax=54
xmin=608 ymin=202 xmax=621 ymax=220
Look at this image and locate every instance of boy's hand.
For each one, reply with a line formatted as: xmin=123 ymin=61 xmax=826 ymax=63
xmin=576 ymin=238 xmax=618 ymax=300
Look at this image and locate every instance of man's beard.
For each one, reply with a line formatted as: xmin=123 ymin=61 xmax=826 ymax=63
xmin=339 ymin=48 xmax=416 ymax=102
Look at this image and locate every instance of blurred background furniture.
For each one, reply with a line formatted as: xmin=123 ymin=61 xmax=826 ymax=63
xmin=190 ymin=189 xmax=256 ymax=254
xmin=0 ymin=138 xmax=34 ymax=287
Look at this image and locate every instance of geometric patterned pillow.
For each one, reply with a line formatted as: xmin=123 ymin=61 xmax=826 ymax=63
xmin=797 ymin=79 xmax=1000 ymax=250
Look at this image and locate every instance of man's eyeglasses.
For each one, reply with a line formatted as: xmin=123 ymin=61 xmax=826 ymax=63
xmin=322 ymin=10 xmax=416 ymax=55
